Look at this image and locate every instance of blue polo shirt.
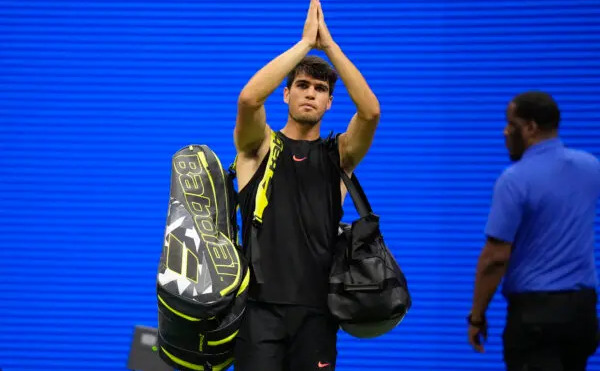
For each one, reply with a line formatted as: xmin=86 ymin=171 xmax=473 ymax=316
xmin=485 ymin=138 xmax=600 ymax=295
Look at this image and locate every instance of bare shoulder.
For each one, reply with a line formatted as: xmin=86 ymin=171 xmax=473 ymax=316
xmin=236 ymin=125 xmax=272 ymax=192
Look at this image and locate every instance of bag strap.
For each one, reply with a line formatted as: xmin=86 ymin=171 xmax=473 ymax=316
xmin=326 ymin=134 xmax=372 ymax=218
xmin=248 ymin=130 xmax=284 ymax=283
xmin=253 ymin=130 xmax=284 ymax=225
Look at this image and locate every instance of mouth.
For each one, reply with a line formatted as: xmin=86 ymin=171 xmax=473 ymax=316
xmin=300 ymin=103 xmax=316 ymax=110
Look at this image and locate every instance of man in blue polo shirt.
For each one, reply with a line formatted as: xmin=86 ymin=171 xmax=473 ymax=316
xmin=467 ymin=91 xmax=600 ymax=370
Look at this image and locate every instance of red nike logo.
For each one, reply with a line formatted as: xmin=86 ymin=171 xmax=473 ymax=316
xmin=292 ymin=155 xmax=307 ymax=162
xmin=318 ymin=361 xmax=330 ymax=368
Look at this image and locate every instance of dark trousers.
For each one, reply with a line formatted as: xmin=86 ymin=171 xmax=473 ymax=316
xmin=234 ymin=301 xmax=338 ymax=371
xmin=503 ymin=289 xmax=599 ymax=371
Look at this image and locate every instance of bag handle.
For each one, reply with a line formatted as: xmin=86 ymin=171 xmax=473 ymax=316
xmin=326 ymin=134 xmax=373 ymax=218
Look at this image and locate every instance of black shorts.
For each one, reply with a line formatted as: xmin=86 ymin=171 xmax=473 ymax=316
xmin=234 ymin=301 xmax=338 ymax=371
xmin=503 ymin=289 xmax=599 ymax=371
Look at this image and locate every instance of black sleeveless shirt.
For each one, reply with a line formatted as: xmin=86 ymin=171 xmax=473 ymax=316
xmin=238 ymin=132 xmax=342 ymax=309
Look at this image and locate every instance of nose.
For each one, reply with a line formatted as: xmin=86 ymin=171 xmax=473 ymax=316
xmin=304 ymin=87 xmax=316 ymax=99
xmin=503 ymin=124 xmax=510 ymax=137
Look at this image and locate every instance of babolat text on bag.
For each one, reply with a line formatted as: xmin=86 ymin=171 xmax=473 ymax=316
xmin=156 ymin=144 xmax=250 ymax=371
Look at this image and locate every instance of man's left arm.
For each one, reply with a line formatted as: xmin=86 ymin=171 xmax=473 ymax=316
xmin=470 ymin=238 xmax=512 ymax=322
xmin=468 ymin=172 xmax=522 ymax=352
xmin=468 ymin=237 xmax=512 ymax=352
xmin=316 ymin=3 xmax=380 ymax=172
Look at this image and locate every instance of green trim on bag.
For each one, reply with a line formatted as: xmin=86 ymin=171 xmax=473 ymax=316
xmin=207 ymin=330 xmax=239 ymax=346
xmin=161 ymin=347 xmax=233 ymax=371
xmin=158 ymin=295 xmax=200 ymax=322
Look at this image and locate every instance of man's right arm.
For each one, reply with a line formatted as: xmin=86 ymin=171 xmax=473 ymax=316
xmin=234 ymin=40 xmax=312 ymax=153
xmin=234 ymin=0 xmax=319 ymax=155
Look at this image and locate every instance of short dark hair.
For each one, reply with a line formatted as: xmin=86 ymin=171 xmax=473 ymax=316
xmin=512 ymin=91 xmax=561 ymax=131
xmin=286 ymin=55 xmax=337 ymax=95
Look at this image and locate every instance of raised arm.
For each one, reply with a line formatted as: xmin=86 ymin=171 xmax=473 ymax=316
xmin=316 ymin=3 xmax=381 ymax=172
xmin=234 ymin=0 xmax=320 ymax=155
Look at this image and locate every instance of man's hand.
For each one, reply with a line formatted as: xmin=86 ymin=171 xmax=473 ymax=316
xmin=302 ymin=0 xmax=319 ymax=48
xmin=468 ymin=316 xmax=488 ymax=353
xmin=316 ymin=2 xmax=335 ymax=50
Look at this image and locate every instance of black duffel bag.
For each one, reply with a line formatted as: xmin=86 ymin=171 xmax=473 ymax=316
xmin=327 ymin=148 xmax=412 ymax=338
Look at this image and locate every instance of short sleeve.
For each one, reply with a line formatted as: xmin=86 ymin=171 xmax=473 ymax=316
xmin=484 ymin=171 xmax=524 ymax=243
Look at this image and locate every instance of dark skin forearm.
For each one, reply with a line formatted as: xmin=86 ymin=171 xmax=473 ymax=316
xmin=468 ymin=237 xmax=512 ymax=353
xmin=470 ymin=238 xmax=512 ymax=320
xmin=470 ymin=255 xmax=508 ymax=319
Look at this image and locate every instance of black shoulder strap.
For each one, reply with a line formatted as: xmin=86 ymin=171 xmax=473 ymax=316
xmin=326 ymin=134 xmax=372 ymax=218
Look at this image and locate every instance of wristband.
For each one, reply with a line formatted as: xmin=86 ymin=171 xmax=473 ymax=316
xmin=467 ymin=313 xmax=486 ymax=328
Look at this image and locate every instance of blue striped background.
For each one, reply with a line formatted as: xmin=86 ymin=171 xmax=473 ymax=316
xmin=1 ymin=0 xmax=599 ymax=370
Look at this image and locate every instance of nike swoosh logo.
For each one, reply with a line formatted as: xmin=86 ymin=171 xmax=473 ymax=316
xmin=292 ymin=155 xmax=307 ymax=162
xmin=318 ymin=362 xmax=330 ymax=368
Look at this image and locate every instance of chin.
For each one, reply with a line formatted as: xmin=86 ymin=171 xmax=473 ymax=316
xmin=292 ymin=112 xmax=322 ymax=126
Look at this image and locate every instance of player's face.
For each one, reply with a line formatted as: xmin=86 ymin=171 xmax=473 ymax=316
xmin=284 ymin=73 xmax=332 ymax=126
